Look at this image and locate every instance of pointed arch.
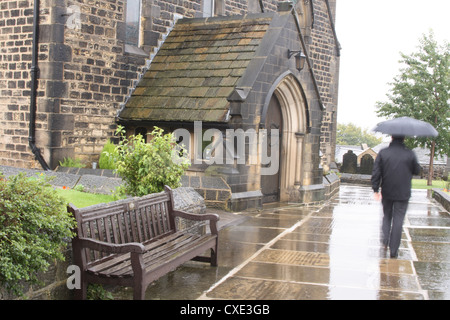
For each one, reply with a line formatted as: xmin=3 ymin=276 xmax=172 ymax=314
xmin=260 ymin=72 xmax=309 ymax=201
xmin=260 ymin=71 xmax=310 ymax=132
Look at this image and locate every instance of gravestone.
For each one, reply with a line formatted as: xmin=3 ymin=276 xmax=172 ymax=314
xmin=360 ymin=154 xmax=374 ymax=174
xmin=341 ymin=150 xmax=357 ymax=174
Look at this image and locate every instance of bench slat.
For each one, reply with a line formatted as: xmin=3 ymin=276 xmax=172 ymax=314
xmin=140 ymin=207 xmax=150 ymax=240
xmin=105 ymin=234 xmax=196 ymax=277
xmin=78 ymin=194 xmax=170 ymax=221
xmin=81 ymin=206 xmax=129 ymax=223
xmin=129 ymin=210 xmax=138 ymax=243
xmin=142 ymin=234 xmax=210 ymax=270
xmin=137 ymin=208 xmax=147 ymax=243
xmin=86 ymin=229 xmax=179 ymax=273
xmin=144 ymin=235 xmax=215 ymax=273
xmin=152 ymin=204 xmax=163 ymax=236
xmin=111 ymin=215 xmax=120 ymax=244
xmin=89 ymin=220 xmax=100 ymax=260
xmin=104 ymin=216 xmax=112 ymax=244
xmin=162 ymin=202 xmax=170 ymax=233
xmin=87 ymin=232 xmax=216 ymax=278
xmin=87 ymin=230 xmax=200 ymax=275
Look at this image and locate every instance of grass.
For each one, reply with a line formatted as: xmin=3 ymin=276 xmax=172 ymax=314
xmin=55 ymin=188 xmax=116 ymax=208
xmin=54 ymin=179 xmax=449 ymax=208
xmin=412 ymin=179 xmax=448 ymax=190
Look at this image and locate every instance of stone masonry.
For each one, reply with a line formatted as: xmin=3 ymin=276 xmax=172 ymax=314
xmin=1 ymin=0 xmax=339 ymax=172
xmin=311 ymin=0 xmax=340 ymax=170
xmin=0 ymin=0 xmax=37 ymax=168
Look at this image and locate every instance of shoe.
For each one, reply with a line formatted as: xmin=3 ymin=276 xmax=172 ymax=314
xmin=390 ymin=252 xmax=398 ymax=258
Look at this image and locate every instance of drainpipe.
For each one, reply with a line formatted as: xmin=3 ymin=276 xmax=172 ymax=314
xmin=258 ymin=0 xmax=265 ymax=13
xmin=29 ymin=0 xmax=50 ymax=170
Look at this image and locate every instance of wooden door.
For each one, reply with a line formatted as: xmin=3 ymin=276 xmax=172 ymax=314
xmin=261 ymin=95 xmax=282 ymax=203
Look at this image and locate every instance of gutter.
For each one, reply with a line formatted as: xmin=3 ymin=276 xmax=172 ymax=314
xmin=324 ymin=0 xmax=341 ymax=56
xmin=29 ymin=0 xmax=50 ymax=170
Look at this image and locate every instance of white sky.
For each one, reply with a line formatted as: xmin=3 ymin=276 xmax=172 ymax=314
xmin=335 ymin=0 xmax=449 ymax=132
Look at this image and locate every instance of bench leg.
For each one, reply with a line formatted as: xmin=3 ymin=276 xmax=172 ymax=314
xmin=133 ymin=283 xmax=146 ymax=300
xmin=211 ymin=247 xmax=218 ymax=267
xmin=74 ymin=281 xmax=87 ymax=300
xmin=131 ymin=253 xmax=146 ymax=299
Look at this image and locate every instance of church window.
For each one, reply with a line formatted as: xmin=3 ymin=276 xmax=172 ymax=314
xmin=125 ymin=0 xmax=142 ymax=47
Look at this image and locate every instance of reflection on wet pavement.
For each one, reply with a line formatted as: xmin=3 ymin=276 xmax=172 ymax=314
xmin=202 ymin=185 xmax=449 ymax=300
xmin=113 ymin=185 xmax=450 ymax=300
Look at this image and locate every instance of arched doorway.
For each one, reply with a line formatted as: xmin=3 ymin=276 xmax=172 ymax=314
xmin=260 ymin=72 xmax=309 ymax=203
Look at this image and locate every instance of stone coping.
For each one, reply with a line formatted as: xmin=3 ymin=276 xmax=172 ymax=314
xmin=432 ymin=188 xmax=450 ymax=212
xmin=0 ymin=165 xmax=122 ymax=195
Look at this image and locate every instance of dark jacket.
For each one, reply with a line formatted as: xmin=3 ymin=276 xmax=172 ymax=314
xmin=371 ymin=140 xmax=421 ymax=200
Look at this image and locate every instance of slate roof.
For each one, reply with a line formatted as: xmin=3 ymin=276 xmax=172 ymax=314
xmin=118 ymin=14 xmax=274 ymax=123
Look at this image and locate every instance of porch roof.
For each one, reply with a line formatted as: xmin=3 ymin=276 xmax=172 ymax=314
xmin=118 ymin=14 xmax=274 ymax=123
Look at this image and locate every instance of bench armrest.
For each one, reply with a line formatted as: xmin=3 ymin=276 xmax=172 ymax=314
xmin=172 ymin=210 xmax=219 ymax=222
xmin=74 ymin=237 xmax=145 ymax=254
xmin=172 ymin=210 xmax=220 ymax=235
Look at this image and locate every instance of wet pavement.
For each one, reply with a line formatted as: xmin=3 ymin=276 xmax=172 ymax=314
xmin=113 ymin=184 xmax=450 ymax=300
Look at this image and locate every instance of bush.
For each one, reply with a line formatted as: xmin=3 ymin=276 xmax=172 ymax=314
xmin=59 ymin=157 xmax=85 ymax=168
xmin=0 ymin=173 xmax=76 ymax=296
xmin=99 ymin=140 xmax=116 ymax=170
xmin=110 ymin=125 xmax=190 ymax=197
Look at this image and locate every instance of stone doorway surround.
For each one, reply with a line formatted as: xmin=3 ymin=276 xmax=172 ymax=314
xmin=261 ymin=72 xmax=308 ymax=203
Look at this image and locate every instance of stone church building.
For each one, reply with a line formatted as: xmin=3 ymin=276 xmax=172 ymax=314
xmin=0 ymin=0 xmax=340 ymax=210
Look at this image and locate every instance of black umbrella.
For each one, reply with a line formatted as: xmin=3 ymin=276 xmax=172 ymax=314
xmin=373 ymin=117 xmax=438 ymax=137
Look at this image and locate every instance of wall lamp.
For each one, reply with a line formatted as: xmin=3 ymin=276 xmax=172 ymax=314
xmin=288 ymin=49 xmax=307 ymax=71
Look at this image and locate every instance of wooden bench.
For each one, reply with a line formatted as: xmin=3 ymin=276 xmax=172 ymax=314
xmin=68 ymin=186 xmax=219 ymax=300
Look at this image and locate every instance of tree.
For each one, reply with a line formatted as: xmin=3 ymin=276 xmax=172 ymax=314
xmin=337 ymin=123 xmax=382 ymax=148
xmin=376 ymin=31 xmax=450 ymax=185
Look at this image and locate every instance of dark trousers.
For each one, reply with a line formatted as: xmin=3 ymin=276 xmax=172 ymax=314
xmin=381 ymin=198 xmax=409 ymax=256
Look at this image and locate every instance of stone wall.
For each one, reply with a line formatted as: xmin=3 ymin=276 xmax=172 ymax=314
xmin=1 ymin=0 xmax=339 ymax=171
xmin=310 ymin=0 xmax=340 ymax=168
xmin=432 ymin=189 xmax=450 ymax=213
xmin=1 ymin=0 xmax=340 ymax=211
xmin=0 ymin=0 xmax=39 ymax=168
xmin=0 ymin=0 xmax=145 ymax=169
xmin=421 ymin=164 xmax=449 ymax=180
xmin=181 ymin=174 xmax=232 ymax=210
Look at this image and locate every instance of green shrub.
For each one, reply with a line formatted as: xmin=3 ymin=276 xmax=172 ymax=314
xmin=87 ymin=284 xmax=114 ymax=300
xmin=0 ymin=173 xmax=76 ymax=296
xmin=110 ymin=125 xmax=190 ymax=197
xmin=59 ymin=157 xmax=85 ymax=168
xmin=99 ymin=140 xmax=116 ymax=170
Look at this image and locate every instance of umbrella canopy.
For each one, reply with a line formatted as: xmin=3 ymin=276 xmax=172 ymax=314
xmin=372 ymin=117 xmax=438 ymax=137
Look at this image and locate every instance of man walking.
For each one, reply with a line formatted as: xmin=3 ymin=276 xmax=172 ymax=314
xmin=371 ymin=136 xmax=421 ymax=258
